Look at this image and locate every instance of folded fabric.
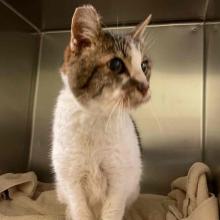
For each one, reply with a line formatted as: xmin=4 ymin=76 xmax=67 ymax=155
xmin=0 ymin=162 xmax=218 ymax=220
xmin=0 ymin=172 xmax=65 ymax=219
xmin=166 ymin=162 xmax=219 ymax=220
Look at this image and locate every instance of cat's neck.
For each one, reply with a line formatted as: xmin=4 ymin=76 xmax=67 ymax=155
xmin=57 ymin=89 xmax=130 ymax=138
xmin=61 ymin=87 xmax=128 ymax=118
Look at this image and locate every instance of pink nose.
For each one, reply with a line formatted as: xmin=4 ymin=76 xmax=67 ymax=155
xmin=137 ymin=82 xmax=149 ymax=96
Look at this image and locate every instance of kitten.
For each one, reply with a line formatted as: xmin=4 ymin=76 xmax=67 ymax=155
xmin=52 ymin=5 xmax=152 ymax=220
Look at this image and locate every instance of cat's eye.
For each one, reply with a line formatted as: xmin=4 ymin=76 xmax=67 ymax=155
xmin=109 ymin=58 xmax=125 ymax=74
xmin=141 ymin=60 xmax=148 ymax=73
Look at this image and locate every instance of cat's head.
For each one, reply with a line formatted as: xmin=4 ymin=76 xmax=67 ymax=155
xmin=61 ymin=5 xmax=152 ymax=113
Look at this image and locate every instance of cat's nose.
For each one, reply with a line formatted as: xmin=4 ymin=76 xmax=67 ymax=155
xmin=137 ymin=82 xmax=149 ymax=96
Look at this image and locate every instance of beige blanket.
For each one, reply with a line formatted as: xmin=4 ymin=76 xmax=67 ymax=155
xmin=0 ymin=162 xmax=218 ymax=220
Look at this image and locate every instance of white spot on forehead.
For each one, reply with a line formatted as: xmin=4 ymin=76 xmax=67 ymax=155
xmin=130 ymin=43 xmax=142 ymax=71
xmin=129 ymin=43 xmax=147 ymax=82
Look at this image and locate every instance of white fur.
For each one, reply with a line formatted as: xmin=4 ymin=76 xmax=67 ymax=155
xmin=129 ymin=43 xmax=148 ymax=83
xmin=52 ymin=83 xmax=142 ymax=220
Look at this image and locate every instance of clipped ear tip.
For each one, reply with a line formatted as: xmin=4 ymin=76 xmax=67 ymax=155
xmin=80 ymin=4 xmax=96 ymax=11
xmin=70 ymin=5 xmax=101 ymax=49
xmin=71 ymin=4 xmax=101 ymax=29
xmin=73 ymin=4 xmax=98 ymax=20
xmin=82 ymin=4 xmax=97 ymax=13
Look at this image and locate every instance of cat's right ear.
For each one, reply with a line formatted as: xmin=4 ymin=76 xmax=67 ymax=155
xmin=70 ymin=5 xmax=101 ymax=51
xmin=131 ymin=14 xmax=152 ymax=42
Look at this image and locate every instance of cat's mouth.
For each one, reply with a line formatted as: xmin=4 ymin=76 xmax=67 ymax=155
xmin=143 ymin=89 xmax=151 ymax=102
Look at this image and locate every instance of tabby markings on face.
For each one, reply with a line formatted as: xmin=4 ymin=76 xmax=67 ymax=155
xmin=60 ymin=6 xmax=152 ymax=111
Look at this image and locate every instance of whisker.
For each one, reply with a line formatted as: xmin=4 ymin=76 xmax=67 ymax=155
xmin=149 ymin=100 xmax=163 ymax=134
xmin=145 ymin=39 xmax=156 ymax=52
xmin=127 ymin=97 xmax=131 ymax=111
xmin=119 ymin=98 xmax=125 ymax=130
xmin=105 ymin=99 xmax=120 ymax=132
xmin=143 ymin=30 xmax=156 ymax=52
xmin=119 ymin=99 xmax=123 ymax=129
xmin=144 ymin=30 xmax=152 ymax=41
xmin=122 ymin=100 xmax=125 ymax=126
xmin=116 ymin=98 xmax=122 ymax=132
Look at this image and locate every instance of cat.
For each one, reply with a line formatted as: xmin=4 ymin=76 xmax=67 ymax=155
xmin=52 ymin=5 xmax=152 ymax=220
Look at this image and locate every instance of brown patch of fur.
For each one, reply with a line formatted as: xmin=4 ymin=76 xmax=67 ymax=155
xmin=71 ymin=5 xmax=101 ymax=51
xmin=60 ymin=45 xmax=72 ymax=74
xmin=65 ymin=32 xmax=119 ymax=102
xmin=60 ymin=5 xmax=152 ymax=107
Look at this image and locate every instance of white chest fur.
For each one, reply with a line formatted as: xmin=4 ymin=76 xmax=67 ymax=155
xmin=52 ymin=89 xmax=142 ymax=220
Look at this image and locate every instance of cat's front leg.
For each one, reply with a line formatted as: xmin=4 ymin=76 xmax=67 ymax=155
xmin=65 ymin=182 xmax=94 ymax=220
xmin=101 ymin=193 xmax=126 ymax=220
xmin=101 ymin=175 xmax=127 ymax=220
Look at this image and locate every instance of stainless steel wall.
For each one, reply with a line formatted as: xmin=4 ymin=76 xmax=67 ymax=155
xmin=133 ymin=24 xmax=203 ymax=194
xmin=0 ymin=2 xmax=39 ymax=173
xmin=2 ymin=0 xmax=211 ymax=30
xmin=1 ymin=0 xmax=220 ymax=196
xmin=29 ymin=33 xmax=69 ymax=181
xmin=30 ymin=24 xmax=204 ymax=194
xmin=205 ymin=22 xmax=220 ymax=196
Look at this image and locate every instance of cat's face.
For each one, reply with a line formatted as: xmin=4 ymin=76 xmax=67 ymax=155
xmin=61 ymin=5 xmax=152 ymax=113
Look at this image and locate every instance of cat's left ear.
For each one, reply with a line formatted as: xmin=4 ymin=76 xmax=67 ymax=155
xmin=131 ymin=14 xmax=152 ymax=41
xmin=70 ymin=5 xmax=101 ymax=51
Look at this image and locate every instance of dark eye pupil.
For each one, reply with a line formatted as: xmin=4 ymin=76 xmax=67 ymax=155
xmin=141 ymin=61 xmax=148 ymax=72
xmin=109 ymin=58 xmax=125 ymax=74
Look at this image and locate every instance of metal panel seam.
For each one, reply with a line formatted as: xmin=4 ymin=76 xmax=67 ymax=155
xmin=202 ymin=21 xmax=208 ymax=162
xmin=24 ymin=34 xmax=41 ymax=171
xmin=0 ymin=0 xmax=41 ymax=33
xmin=41 ymin=22 xmax=204 ymax=34
xmin=28 ymin=33 xmax=44 ymax=169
